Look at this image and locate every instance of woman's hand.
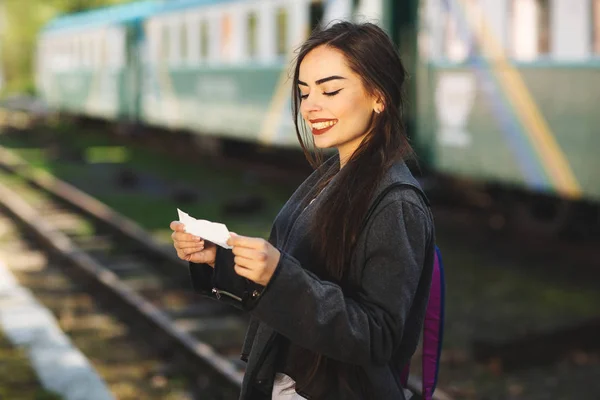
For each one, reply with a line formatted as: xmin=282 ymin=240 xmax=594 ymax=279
xmin=228 ymin=233 xmax=281 ymax=286
xmin=170 ymin=221 xmax=217 ymax=267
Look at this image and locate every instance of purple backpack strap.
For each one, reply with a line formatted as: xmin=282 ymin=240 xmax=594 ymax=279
xmin=422 ymin=246 xmax=445 ymax=399
xmin=401 ymin=246 xmax=445 ymax=399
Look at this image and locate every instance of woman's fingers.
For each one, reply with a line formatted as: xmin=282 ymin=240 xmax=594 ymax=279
xmin=184 ymin=246 xmax=204 ymax=255
xmin=176 ymin=247 xmax=204 ymax=260
xmin=231 ymin=246 xmax=260 ymax=259
xmin=170 ymin=220 xmax=217 ymax=265
xmin=174 ymin=240 xmax=204 ymax=250
xmin=170 ymin=221 xmax=185 ymax=232
xmin=233 ymin=255 xmax=256 ymax=269
xmin=233 ymin=264 xmax=254 ymax=280
xmin=171 ymin=231 xmax=202 ymax=242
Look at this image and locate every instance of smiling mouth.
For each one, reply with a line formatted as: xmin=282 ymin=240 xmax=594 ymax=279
xmin=310 ymin=119 xmax=338 ymax=136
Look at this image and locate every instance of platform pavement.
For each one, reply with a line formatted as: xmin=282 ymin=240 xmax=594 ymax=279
xmin=0 ymin=259 xmax=115 ymax=400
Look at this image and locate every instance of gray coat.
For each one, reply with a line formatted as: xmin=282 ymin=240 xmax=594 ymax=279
xmin=189 ymin=159 xmax=435 ymax=399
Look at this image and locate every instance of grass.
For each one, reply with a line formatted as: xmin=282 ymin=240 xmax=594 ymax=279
xmin=0 ymin=331 xmax=63 ymax=400
xmin=438 ymin=230 xmax=600 ymax=347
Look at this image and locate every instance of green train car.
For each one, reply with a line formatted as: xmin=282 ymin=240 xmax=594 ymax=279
xmin=36 ymin=0 xmax=600 ymax=226
xmin=36 ymin=0 xmax=402 ymax=146
xmin=416 ymin=0 xmax=600 ymax=204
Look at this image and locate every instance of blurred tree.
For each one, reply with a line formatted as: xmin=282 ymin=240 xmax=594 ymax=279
xmin=0 ymin=0 xmax=135 ymax=96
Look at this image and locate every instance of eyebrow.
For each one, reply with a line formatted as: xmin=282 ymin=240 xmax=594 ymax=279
xmin=297 ymin=75 xmax=346 ymax=86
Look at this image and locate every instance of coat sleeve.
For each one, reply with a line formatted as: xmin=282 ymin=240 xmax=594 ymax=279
xmin=189 ymin=246 xmax=266 ymax=309
xmin=249 ymin=200 xmax=432 ymax=366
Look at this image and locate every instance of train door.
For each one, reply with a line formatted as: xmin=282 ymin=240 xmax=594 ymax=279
xmin=389 ymin=0 xmax=420 ymax=142
xmin=310 ymin=0 xmax=325 ymax=31
xmin=124 ymin=22 xmax=143 ymax=123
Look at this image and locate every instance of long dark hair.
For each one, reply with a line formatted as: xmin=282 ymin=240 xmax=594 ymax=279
xmin=289 ymin=21 xmax=414 ymax=397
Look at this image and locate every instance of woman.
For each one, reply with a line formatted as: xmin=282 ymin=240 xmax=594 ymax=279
xmin=170 ymin=21 xmax=435 ymax=400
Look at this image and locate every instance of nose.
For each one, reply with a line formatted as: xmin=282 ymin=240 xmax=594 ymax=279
xmin=300 ymin=94 xmax=323 ymax=114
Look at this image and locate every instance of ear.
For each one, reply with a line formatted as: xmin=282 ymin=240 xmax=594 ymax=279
xmin=372 ymin=94 xmax=385 ymax=114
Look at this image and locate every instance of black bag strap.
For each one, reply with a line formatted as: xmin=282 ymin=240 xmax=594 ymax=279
xmin=361 ymin=182 xmax=430 ymax=232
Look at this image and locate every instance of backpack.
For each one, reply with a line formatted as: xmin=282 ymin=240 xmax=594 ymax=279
xmin=365 ymin=183 xmax=446 ymax=400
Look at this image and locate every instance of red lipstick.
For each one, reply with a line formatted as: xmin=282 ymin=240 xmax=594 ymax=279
xmin=309 ymin=119 xmax=338 ymax=136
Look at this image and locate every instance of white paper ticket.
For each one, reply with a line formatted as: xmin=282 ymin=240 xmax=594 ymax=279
xmin=177 ymin=208 xmax=232 ymax=249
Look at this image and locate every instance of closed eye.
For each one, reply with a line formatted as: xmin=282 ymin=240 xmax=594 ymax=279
xmin=299 ymin=89 xmax=343 ymax=100
xmin=324 ymin=89 xmax=342 ymax=97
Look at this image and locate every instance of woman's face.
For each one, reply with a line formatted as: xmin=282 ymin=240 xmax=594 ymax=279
xmin=298 ymin=45 xmax=383 ymax=165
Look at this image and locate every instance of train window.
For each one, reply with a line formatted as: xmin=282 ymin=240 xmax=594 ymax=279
xmin=161 ymin=23 xmax=170 ymax=62
xmin=440 ymin=0 xmax=484 ymax=63
xmin=443 ymin=7 xmax=468 ymax=62
xmin=66 ymin=40 xmax=72 ymax=69
xmin=184 ymin=17 xmax=200 ymax=65
xmin=200 ymin=19 xmax=209 ymax=60
xmin=71 ymin=40 xmax=78 ymax=69
xmin=170 ymin=20 xmax=182 ymax=66
xmin=106 ymin=29 xmax=125 ymax=69
xmin=60 ymin=41 xmax=67 ymax=69
xmin=466 ymin=0 xmax=483 ymax=39
xmin=100 ymin=35 xmax=109 ymax=67
xmin=51 ymin=42 xmax=58 ymax=70
xmin=64 ymin=41 xmax=70 ymax=69
xmin=221 ymin=14 xmax=232 ymax=61
xmin=73 ymin=39 xmax=79 ymax=69
xmin=247 ymin=12 xmax=258 ymax=59
xmin=72 ymin=40 xmax=78 ymax=69
xmin=147 ymin=22 xmax=159 ymax=64
xmin=309 ymin=0 xmax=324 ymax=32
xmin=55 ymin=42 xmax=63 ymax=70
xmin=159 ymin=24 xmax=171 ymax=64
xmin=81 ymin=39 xmax=88 ymax=67
xmin=69 ymin=41 xmax=75 ymax=69
xmin=117 ymin=29 xmax=126 ymax=68
xmin=594 ymin=0 xmax=600 ymax=54
xmin=79 ymin=38 xmax=85 ymax=68
xmin=65 ymin=41 xmax=72 ymax=70
xmin=276 ymin=7 xmax=288 ymax=56
xmin=537 ymin=0 xmax=551 ymax=54
xmin=82 ymin=37 xmax=91 ymax=68
xmin=509 ymin=0 xmax=551 ymax=60
xmin=91 ymin=35 xmax=100 ymax=67
xmin=90 ymin=37 xmax=97 ymax=67
xmin=49 ymin=43 xmax=55 ymax=70
xmin=181 ymin=22 xmax=188 ymax=63
xmin=82 ymin=39 xmax=89 ymax=67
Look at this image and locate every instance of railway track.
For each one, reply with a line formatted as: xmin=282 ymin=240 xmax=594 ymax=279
xmin=0 ymin=145 xmax=452 ymax=399
xmin=0 ymin=146 xmax=246 ymax=399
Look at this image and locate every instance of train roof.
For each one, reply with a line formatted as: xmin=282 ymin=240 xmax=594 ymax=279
xmin=157 ymin=0 xmax=239 ymax=12
xmin=41 ymin=0 xmax=240 ymax=34
xmin=41 ymin=0 xmax=162 ymax=34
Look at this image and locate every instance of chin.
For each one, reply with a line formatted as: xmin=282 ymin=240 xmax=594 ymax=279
xmin=313 ymin=136 xmax=337 ymax=150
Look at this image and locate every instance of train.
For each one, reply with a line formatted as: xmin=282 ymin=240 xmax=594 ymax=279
xmin=35 ymin=0 xmax=600 ymax=234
